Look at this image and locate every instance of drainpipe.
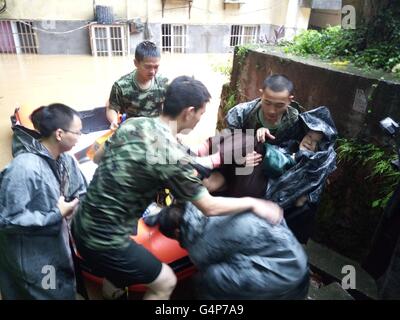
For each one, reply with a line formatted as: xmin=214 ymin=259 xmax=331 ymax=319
xmin=284 ymin=0 xmax=300 ymax=41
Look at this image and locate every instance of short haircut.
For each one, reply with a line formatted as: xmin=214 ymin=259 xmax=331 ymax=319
xmin=135 ymin=41 xmax=160 ymax=62
xmin=162 ymin=76 xmax=211 ymax=118
xmin=263 ymin=74 xmax=294 ymax=94
xmin=30 ymin=103 xmax=80 ymax=138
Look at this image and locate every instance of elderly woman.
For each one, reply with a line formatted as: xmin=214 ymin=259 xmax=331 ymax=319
xmin=0 ymin=103 xmax=87 ymax=299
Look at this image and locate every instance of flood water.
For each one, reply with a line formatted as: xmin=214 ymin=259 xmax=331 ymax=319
xmin=0 ymin=53 xmax=232 ymax=169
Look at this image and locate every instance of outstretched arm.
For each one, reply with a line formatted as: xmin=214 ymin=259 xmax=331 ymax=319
xmin=193 ymin=190 xmax=283 ymax=225
xmin=106 ymin=100 xmax=119 ymax=131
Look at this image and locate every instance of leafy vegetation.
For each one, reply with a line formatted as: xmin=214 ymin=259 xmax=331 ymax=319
xmin=336 ymin=138 xmax=400 ymax=208
xmin=282 ymin=2 xmax=400 ymax=75
xmin=212 ymin=58 xmax=233 ymax=80
xmin=236 ymin=44 xmax=255 ymax=66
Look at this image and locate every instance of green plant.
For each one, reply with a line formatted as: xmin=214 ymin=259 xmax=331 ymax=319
xmin=283 ymin=26 xmax=356 ymax=60
xmin=224 ymin=91 xmax=236 ymax=113
xmin=212 ymin=60 xmax=232 ymax=79
xmin=336 ymin=138 xmax=400 ymax=208
xmin=281 ymin=2 xmax=400 ymax=75
xmin=236 ymin=44 xmax=254 ymax=66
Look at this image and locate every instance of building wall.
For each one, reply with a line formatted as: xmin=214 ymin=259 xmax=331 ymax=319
xmin=143 ymin=23 xmax=282 ymax=54
xmin=1 ymin=0 xmax=96 ymax=20
xmin=2 ymin=0 xmax=289 ymax=25
xmin=34 ymin=21 xmax=91 ymax=54
xmin=186 ymin=25 xmax=231 ymax=54
xmin=148 ymin=0 xmax=289 ymax=25
xmin=284 ymin=1 xmax=311 ymax=40
xmin=309 ymin=9 xmax=341 ymax=28
xmin=1 ymin=0 xmax=323 ymax=54
xmin=310 ymin=0 xmax=342 ymax=10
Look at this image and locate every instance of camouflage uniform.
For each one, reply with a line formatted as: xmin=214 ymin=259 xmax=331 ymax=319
xmin=108 ymin=70 xmax=168 ymax=118
xmin=225 ymin=98 xmax=299 ymax=144
xmin=72 ymin=117 xmax=206 ymax=250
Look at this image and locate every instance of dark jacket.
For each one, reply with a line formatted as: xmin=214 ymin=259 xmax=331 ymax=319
xmin=179 ymin=203 xmax=309 ymax=300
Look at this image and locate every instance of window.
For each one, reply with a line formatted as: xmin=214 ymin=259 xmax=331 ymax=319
xmin=89 ymin=24 xmax=127 ymax=56
xmin=230 ymin=25 xmax=259 ymax=47
xmin=0 ymin=20 xmax=38 ymax=54
xmin=161 ymin=24 xmax=186 ymax=53
xmin=223 ymin=0 xmax=246 ymax=10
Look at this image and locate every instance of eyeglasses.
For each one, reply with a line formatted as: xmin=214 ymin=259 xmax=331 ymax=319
xmin=62 ymin=129 xmax=82 ymax=136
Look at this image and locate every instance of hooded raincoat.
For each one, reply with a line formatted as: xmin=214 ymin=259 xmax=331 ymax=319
xmin=265 ymin=106 xmax=337 ymax=209
xmin=179 ymin=203 xmax=309 ymax=300
xmin=0 ymin=126 xmax=86 ymax=299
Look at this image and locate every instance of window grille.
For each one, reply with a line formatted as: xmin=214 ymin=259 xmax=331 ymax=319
xmin=230 ymin=24 xmax=259 ymax=47
xmin=161 ymin=24 xmax=186 ymax=53
xmin=0 ymin=20 xmax=38 ymax=54
xmin=89 ymin=24 xmax=127 ymax=56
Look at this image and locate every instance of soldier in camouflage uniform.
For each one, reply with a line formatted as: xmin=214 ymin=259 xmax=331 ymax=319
xmin=106 ymin=41 xmax=168 ymax=130
xmin=225 ymin=74 xmax=300 ymax=146
xmin=224 ymin=75 xmax=320 ymax=244
xmin=72 ymin=76 xmax=283 ymax=300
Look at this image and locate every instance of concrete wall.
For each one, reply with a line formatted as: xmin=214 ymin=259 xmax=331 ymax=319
xmin=35 ymin=21 xmax=91 ymax=54
xmin=186 ymin=25 xmax=231 ymax=54
xmin=155 ymin=0 xmax=289 ymax=25
xmin=2 ymin=1 xmax=344 ymax=54
xmin=139 ymin=23 xmax=281 ymax=54
xmin=284 ymin=0 xmax=311 ymax=40
xmin=1 ymin=0 xmax=313 ymax=54
xmin=1 ymin=0 xmax=96 ymax=20
xmin=2 ymin=0 xmax=289 ymax=25
xmin=311 ymin=0 xmax=342 ymax=10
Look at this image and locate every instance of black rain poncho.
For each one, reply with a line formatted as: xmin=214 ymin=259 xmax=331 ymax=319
xmin=0 ymin=125 xmax=87 ymax=299
xmin=265 ymin=106 xmax=337 ymax=209
xmin=178 ymin=203 xmax=309 ymax=300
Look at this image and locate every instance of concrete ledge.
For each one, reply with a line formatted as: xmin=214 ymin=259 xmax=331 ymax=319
xmin=306 ymin=240 xmax=378 ymax=299
xmin=308 ymin=282 xmax=355 ymax=300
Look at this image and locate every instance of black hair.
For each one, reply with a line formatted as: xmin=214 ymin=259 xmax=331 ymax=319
xmin=162 ymin=76 xmax=211 ymax=118
xmin=135 ymin=41 xmax=160 ymax=62
xmin=263 ymin=74 xmax=294 ymax=94
xmin=158 ymin=204 xmax=185 ymax=240
xmin=30 ymin=103 xmax=80 ymax=138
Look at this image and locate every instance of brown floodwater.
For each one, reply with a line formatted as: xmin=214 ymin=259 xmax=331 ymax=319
xmin=0 ymin=53 xmax=231 ymax=169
